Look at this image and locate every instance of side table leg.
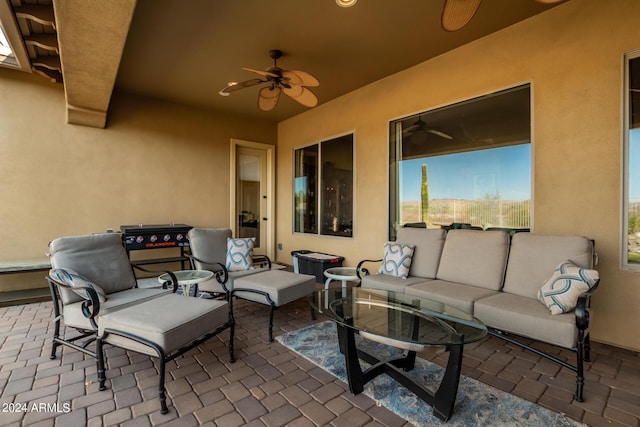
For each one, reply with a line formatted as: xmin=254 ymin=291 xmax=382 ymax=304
xmin=181 ymin=283 xmax=193 ymax=297
xmin=324 ymin=277 xmax=332 ymax=290
xmin=433 ymin=344 xmax=463 ymax=422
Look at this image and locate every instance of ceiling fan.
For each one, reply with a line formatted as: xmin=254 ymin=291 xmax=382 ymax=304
xmin=403 ymin=115 xmax=453 ymax=140
xmin=441 ymin=0 xmax=564 ymax=32
xmin=219 ymin=50 xmax=320 ymax=111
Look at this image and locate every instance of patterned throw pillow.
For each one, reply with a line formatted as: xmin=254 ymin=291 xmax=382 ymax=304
xmin=377 ymin=243 xmax=416 ymax=279
xmin=49 ymin=268 xmax=107 ymax=302
xmin=537 ymin=261 xmax=599 ymax=315
xmin=226 ymin=237 xmax=256 ymax=271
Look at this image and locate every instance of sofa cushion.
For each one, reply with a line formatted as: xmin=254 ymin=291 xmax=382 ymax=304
xmin=232 ymin=270 xmax=316 ymax=306
xmin=503 ymin=233 xmax=594 ymax=299
xmin=378 ymin=243 xmax=415 ymax=279
xmin=49 ymin=233 xmax=138 ymax=305
xmin=396 ymin=228 xmax=446 ymax=279
xmin=50 ymin=268 xmax=107 ymax=303
xmin=538 ymin=261 xmax=599 ymax=314
xmin=99 ymin=294 xmax=229 ymax=356
xmin=62 ymin=288 xmax=170 ymax=330
xmin=226 ymin=237 xmax=255 ymax=271
xmin=474 ymin=293 xmax=579 ymax=349
xmin=436 ymin=229 xmax=510 ymax=290
xmin=361 ymin=274 xmax=431 ymax=293
xmin=198 ymin=267 xmax=269 ymax=294
xmin=405 ymin=279 xmax=499 ymax=314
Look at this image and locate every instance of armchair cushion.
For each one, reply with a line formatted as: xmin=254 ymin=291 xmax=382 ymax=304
xmin=49 ymin=233 xmax=137 ymax=305
xmin=537 ymin=261 xmax=599 ymax=315
xmin=226 ymin=237 xmax=255 ymax=271
xmin=50 ymin=268 xmax=107 ymax=303
xmin=377 ymin=243 xmax=415 ymax=279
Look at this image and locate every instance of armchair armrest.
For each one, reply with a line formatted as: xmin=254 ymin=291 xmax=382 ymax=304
xmin=46 ymin=276 xmax=101 ymax=330
xmin=575 ymin=278 xmax=600 ymax=331
xmin=131 ymin=263 xmax=179 ymax=293
xmin=185 ymin=254 xmax=229 ymax=290
xmin=356 ymin=259 xmax=382 ymax=279
xmin=253 ymin=254 xmax=272 ymax=269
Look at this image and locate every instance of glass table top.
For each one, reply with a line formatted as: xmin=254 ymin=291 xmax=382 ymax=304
xmin=158 ymin=270 xmax=213 ymax=285
xmin=323 ymin=267 xmax=359 ymax=279
xmin=311 ymin=287 xmax=487 ymax=346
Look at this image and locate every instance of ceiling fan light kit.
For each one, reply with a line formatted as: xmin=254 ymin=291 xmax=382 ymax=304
xmin=219 ymin=49 xmax=320 ymax=112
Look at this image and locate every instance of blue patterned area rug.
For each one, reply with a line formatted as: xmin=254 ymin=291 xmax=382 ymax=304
xmin=276 ymin=321 xmax=584 ymax=427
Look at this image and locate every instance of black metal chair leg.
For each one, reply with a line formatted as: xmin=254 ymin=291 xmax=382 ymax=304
xmin=96 ymin=339 xmax=107 ymax=391
xmin=584 ymin=334 xmax=592 ymax=362
xmin=228 ymin=306 xmax=236 ymax=363
xmin=50 ymin=335 xmax=60 ymax=359
xmin=159 ymin=357 xmax=168 ymax=414
xmin=268 ymin=303 xmax=275 ymax=342
xmin=575 ymin=341 xmax=585 ymax=402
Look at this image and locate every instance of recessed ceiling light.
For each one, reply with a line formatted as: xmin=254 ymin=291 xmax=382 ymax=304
xmin=336 ymin=0 xmax=357 ymax=7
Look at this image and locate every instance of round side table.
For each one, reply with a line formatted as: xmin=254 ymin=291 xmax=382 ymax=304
xmin=158 ymin=270 xmax=214 ymax=297
xmin=323 ymin=267 xmax=360 ymax=290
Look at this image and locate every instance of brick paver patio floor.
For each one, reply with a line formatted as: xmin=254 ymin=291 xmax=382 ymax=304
xmin=1 ymin=282 xmax=639 ymax=426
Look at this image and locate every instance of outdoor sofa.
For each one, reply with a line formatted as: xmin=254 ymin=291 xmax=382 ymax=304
xmin=357 ymin=228 xmax=599 ymax=402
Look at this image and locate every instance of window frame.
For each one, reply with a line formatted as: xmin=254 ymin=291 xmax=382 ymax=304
xmin=293 ymin=132 xmax=355 ymax=238
xmin=387 ymin=84 xmax=533 ymax=240
xmin=621 ymin=50 xmax=640 ymax=271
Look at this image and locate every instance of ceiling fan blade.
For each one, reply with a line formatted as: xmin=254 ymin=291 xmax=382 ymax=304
xmin=441 ymin=0 xmax=482 ymax=32
xmin=283 ymin=86 xmax=318 ymax=107
xmin=258 ymin=86 xmax=281 ymax=111
xmin=535 ymin=0 xmax=564 ymax=3
xmin=403 ymin=124 xmax=421 ymax=134
xmin=428 ymin=129 xmax=454 ymax=140
xmin=219 ymin=78 xmax=265 ymax=95
xmin=242 ymin=67 xmax=279 ymax=78
xmin=282 ymin=70 xmax=320 ymax=87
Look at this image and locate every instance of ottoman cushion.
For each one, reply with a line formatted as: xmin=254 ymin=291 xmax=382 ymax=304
xmin=233 ymin=270 xmax=316 ymax=306
xmin=98 ymin=294 xmax=229 ymax=357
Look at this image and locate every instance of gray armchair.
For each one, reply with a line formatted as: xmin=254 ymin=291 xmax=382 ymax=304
xmin=187 ymin=227 xmax=270 ymax=297
xmin=187 ymin=227 xmax=316 ymax=341
xmin=47 ymin=232 xmax=234 ymax=414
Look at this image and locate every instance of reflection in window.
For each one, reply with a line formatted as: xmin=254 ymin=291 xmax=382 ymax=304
xmin=294 ymin=145 xmax=318 ymax=234
xmin=389 ymin=85 xmax=531 ymax=240
xmin=624 ymin=53 xmax=640 ymax=268
xmin=294 ymin=134 xmax=354 ymax=237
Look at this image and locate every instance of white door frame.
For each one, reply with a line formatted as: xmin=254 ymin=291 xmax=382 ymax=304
xmin=230 ymin=139 xmax=276 ymax=260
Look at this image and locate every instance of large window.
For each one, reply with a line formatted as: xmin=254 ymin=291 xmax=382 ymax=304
xmin=294 ymin=134 xmax=354 ymax=237
xmin=623 ymin=52 xmax=640 ymax=269
xmin=389 ymin=85 xmax=531 ymax=239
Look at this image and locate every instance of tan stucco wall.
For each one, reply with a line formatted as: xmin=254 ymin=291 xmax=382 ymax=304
xmin=0 ymin=70 xmax=276 ymax=291
xmin=276 ymin=0 xmax=640 ymax=350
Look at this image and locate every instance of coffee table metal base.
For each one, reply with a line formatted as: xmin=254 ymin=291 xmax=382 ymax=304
xmin=336 ymin=322 xmax=463 ymax=422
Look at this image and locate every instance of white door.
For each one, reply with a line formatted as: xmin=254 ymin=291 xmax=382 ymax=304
xmin=231 ymin=140 xmax=275 ymax=259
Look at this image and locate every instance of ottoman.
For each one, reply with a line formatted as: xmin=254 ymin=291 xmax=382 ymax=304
xmin=96 ymin=293 xmax=233 ymax=414
xmin=232 ymin=270 xmax=317 ymax=341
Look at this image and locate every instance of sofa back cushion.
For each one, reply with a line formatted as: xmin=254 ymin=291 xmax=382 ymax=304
xmin=503 ymin=233 xmax=595 ymax=299
xmin=396 ymin=228 xmax=446 ymax=279
xmin=436 ymin=229 xmax=510 ymax=290
xmin=49 ymin=233 xmax=137 ymax=305
xmin=188 ymin=228 xmax=233 ymax=269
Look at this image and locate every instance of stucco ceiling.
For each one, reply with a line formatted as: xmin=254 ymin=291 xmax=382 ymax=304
xmin=6 ymin=0 xmax=568 ymax=127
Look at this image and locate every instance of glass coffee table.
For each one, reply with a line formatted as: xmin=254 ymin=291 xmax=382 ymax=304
xmin=310 ymin=287 xmax=487 ymax=422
